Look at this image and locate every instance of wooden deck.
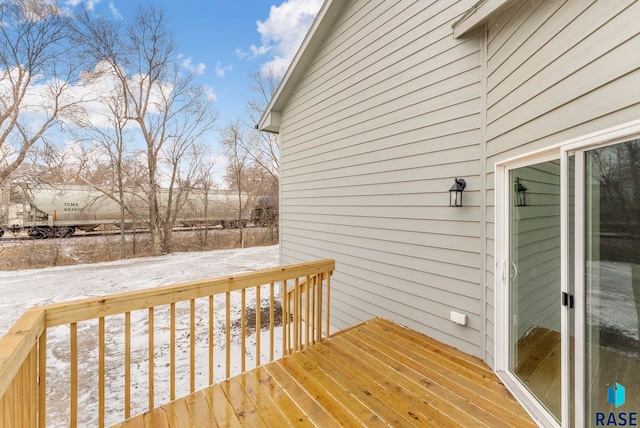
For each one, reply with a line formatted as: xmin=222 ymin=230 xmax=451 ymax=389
xmin=115 ymin=318 xmax=535 ymax=427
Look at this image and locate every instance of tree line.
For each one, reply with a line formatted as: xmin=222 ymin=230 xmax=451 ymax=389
xmin=0 ymin=0 xmax=279 ymax=256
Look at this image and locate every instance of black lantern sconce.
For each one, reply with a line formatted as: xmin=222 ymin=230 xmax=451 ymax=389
xmin=514 ymin=177 xmax=528 ymax=207
xmin=449 ymin=178 xmax=466 ymax=207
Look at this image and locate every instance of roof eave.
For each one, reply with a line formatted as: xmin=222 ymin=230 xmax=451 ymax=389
xmin=452 ymin=0 xmax=514 ymax=38
xmin=257 ymin=0 xmax=348 ymax=134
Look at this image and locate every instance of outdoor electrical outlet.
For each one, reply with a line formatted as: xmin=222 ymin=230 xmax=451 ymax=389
xmin=450 ymin=311 xmax=467 ymax=326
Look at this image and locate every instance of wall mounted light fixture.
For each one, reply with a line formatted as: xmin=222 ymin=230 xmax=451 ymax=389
xmin=514 ymin=177 xmax=527 ymax=206
xmin=449 ymin=178 xmax=466 ymax=207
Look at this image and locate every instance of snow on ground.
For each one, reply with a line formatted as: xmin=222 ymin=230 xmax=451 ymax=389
xmin=0 ymin=245 xmax=280 ymax=336
xmin=0 ymin=245 xmax=281 ymax=427
xmin=587 ymin=260 xmax=640 ymax=344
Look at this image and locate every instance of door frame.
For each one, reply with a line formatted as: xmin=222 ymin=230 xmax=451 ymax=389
xmin=495 ymin=119 xmax=640 ymax=428
xmin=495 ymin=149 xmax=564 ymax=428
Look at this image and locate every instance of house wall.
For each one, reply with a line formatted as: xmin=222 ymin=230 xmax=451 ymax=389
xmin=277 ymin=0 xmax=640 ymax=365
xmin=484 ymin=0 xmax=640 ymax=366
xmin=278 ymin=0 xmax=487 ymax=357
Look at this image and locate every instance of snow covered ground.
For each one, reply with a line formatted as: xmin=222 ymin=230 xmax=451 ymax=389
xmin=0 ymin=245 xmax=280 ymax=427
xmin=0 ymin=245 xmax=280 ymax=336
xmin=587 ymin=261 xmax=640 ymax=347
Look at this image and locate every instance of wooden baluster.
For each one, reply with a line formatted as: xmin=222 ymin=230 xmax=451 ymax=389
xmin=241 ymin=289 xmax=246 ymax=372
xmin=326 ymin=273 xmax=331 ymax=339
xmin=311 ymin=275 xmax=316 ymax=345
xmin=170 ymin=303 xmax=176 ymax=401
xmin=255 ymin=285 xmax=261 ymax=367
xmin=29 ymin=345 xmax=37 ymax=428
xmin=316 ymin=273 xmax=323 ymax=343
xmin=70 ymin=322 xmax=78 ymax=428
xmin=282 ymin=280 xmax=288 ymax=356
xmin=225 ymin=292 xmax=231 ymax=379
xmin=299 ymin=278 xmax=304 ymax=350
xmin=99 ymin=317 xmax=105 ymax=428
xmin=148 ymin=307 xmax=154 ymax=410
xmin=305 ymin=275 xmax=310 ymax=348
xmin=293 ymin=278 xmax=299 ymax=353
xmin=208 ymin=295 xmax=214 ymax=385
xmin=125 ymin=312 xmax=131 ymax=420
xmin=269 ymin=282 xmax=274 ymax=362
xmin=190 ymin=299 xmax=196 ymax=393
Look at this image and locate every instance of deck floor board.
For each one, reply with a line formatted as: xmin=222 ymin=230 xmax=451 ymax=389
xmin=117 ymin=318 xmax=536 ymax=427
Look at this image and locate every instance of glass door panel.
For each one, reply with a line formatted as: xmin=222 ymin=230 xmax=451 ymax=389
xmin=510 ymin=160 xmax=562 ymax=421
xmin=584 ymin=141 xmax=640 ymax=419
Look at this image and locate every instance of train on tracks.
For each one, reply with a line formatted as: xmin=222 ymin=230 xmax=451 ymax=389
xmin=0 ymin=184 xmax=277 ymax=239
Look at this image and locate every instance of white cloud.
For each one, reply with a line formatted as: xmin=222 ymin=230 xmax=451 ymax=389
xmin=235 ymin=48 xmax=248 ymax=60
xmin=203 ymin=85 xmax=217 ymax=102
xmin=108 ymin=1 xmax=122 ymax=20
xmin=241 ymin=0 xmax=323 ymax=76
xmin=65 ymin=0 xmax=102 ymax=10
xmin=214 ymin=62 xmax=233 ymax=78
xmin=181 ymin=57 xmax=206 ymax=76
xmin=249 ymin=44 xmax=271 ymax=57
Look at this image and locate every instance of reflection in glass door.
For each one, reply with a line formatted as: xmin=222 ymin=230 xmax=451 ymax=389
xmin=509 ymin=161 xmax=562 ymax=421
xmin=584 ymin=141 xmax=640 ymax=418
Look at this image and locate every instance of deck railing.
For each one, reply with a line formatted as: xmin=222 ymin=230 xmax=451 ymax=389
xmin=283 ymin=272 xmax=332 ymax=355
xmin=0 ymin=259 xmax=334 ymax=428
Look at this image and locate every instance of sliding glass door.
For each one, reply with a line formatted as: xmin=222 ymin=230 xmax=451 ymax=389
xmin=502 ymin=137 xmax=640 ymax=427
xmin=583 ymin=141 xmax=640 ymax=418
xmin=509 ymin=160 xmax=563 ymax=422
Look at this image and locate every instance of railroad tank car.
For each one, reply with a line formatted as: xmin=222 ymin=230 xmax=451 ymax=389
xmin=0 ymin=184 xmax=249 ymax=238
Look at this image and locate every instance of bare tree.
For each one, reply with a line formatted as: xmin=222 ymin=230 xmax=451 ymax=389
xmin=221 ymin=121 xmax=249 ymax=248
xmin=189 ymin=144 xmax=218 ymax=249
xmin=28 ymin=140 xmax=111 ymax=185
xmin=74 ymin=93 xmax=137 ymax=259
xmin=241 ymin=67 xmax=280 ymax=189
xmin=0 ymin=0 xmax=81 ymax=184
xmin=74 ymin=4 xmax=218 ymax=255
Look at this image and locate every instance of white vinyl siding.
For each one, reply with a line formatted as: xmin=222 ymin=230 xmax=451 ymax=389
xmin=484 ymin=0 xmax=640 ymax=366
xmin=278 ymin=0 xmax=485 ymax=356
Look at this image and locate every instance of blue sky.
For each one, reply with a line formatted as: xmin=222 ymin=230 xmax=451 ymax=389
xmin=70 ymin=0 xmax=324 ymax=129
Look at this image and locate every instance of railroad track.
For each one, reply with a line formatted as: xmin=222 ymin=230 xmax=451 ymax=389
xmin=0 ymin=224 xmax=275 ymax=242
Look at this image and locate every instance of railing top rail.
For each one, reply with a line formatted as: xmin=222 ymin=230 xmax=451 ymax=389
xmin=43 ymin=259 xmax=335 ymax=327
xmin=0 ymin=307 xmax=45 ymax=397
